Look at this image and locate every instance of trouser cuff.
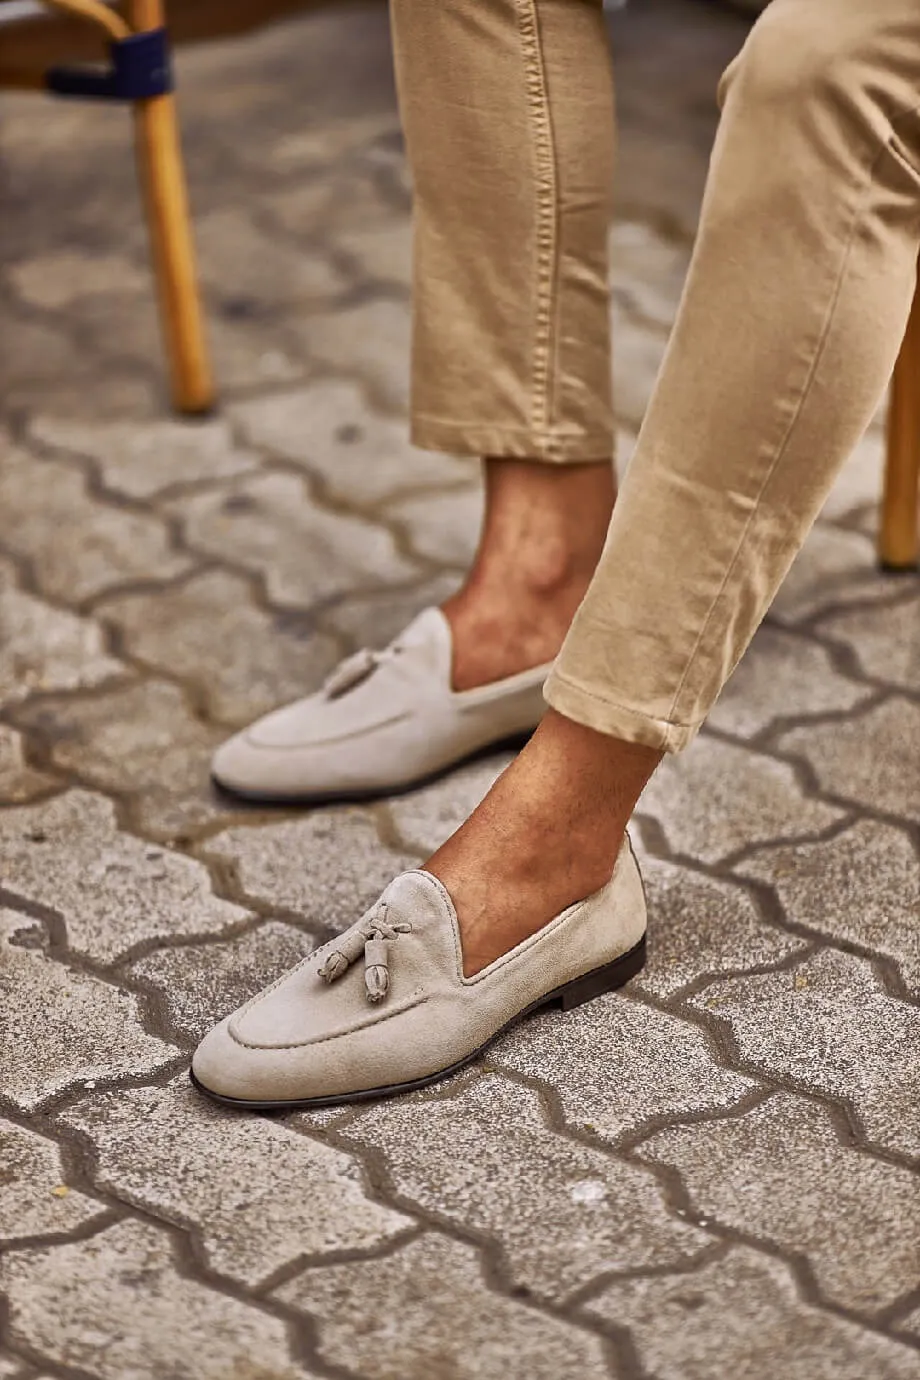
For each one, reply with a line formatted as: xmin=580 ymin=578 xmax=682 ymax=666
xmin=411 ymin=415 xmax=615 ymax=464
xmin=544 ymin=667 xmax=702 ymax=754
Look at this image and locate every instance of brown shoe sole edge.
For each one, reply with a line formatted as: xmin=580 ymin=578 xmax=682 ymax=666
xmin=189 ymin=933 xmax=647 ymax=1113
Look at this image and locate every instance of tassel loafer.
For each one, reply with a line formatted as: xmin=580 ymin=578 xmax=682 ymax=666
xmin=191 ymin=837 xmax=648 ymax=1110
xmin=210 ymin=607 xmax=552 ymax=803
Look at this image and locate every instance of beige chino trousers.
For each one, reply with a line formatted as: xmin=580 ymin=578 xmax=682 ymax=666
xmin=392 ymin=0 xmax=920 ymax=751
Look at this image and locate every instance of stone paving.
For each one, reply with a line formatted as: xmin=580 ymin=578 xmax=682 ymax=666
xmin=0 ymin=2 xmax=918 ymax=1377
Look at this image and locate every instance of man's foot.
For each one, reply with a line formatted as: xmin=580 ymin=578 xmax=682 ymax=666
xmin=194 ymin=709 xmax=659 ymax=1109
xmin=211 ymin=457 xmax=616 ymax=804
xmin=191 ymin=822 xmax=648 ymax=1110
xmin=210 ymin=608 xmax=553 ymax=802
xmin=426 ymin=710 xmax=661 ymax=974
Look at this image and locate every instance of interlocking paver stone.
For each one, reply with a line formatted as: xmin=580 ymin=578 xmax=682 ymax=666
xmin=770 ymin=526 xmax=892 ymax=624
xmin=7 ymin=251 xmax=149 ymax=310
xmin=640 ymin=1092 xmax=920 ymax=1312
xmin=14 ymin=681 xmax=236 ymax=840
xmin=737 ymin=820 xmax=920 ymax=995
xmin=901 ymin=1307 xmax=920 ymax=1343
xmin=0 ymin=1357 xmax=32 ymax=1380
xmin=0 ymin=445 xmax=190 ymax=604
xmin=638 ymin=736 xmax=843 ymax=863
xmin=0 ymin=317 xmax=154 ymax=420
xmin=819 ymin=594 xmax=920 ymax=693
xmin=129 ymin=921 xmax=315 ymax=1043
xmin=690 ymin=949 xmax=920 ymax=1157
xmin=0 ymin=1120 xmax=105 ymax=1241
xmin=61 ymin=1081 xmax=411 ymax=1287
xmin=195 ymin=206 xmax=347 ymax=306
xmin=708 ymin=626 xmax=872 ymax=738
xmin=29 ymin=416 xmax=260 ymax=500
xmin=264 ymin=165 xmax=400 ymax=238
xmin=0 ymin=86 xmax=119 ymax=159
xmin=633 ymin=857 xmax=806 ymax=998
xmin=610 ymin=219 xmax=691 ymax=329
xmin=264 ymin=111 xmax=400 ymax=172
xmin=173 ymin=470 xmax=420 ymax=607
xmin=98 ymin=570 xmax=340 ymax=725
xmin=586 ymin=1248 xmax=920 ymax=1380
xmin=340 ymin=1072 xmax=710 ymax=1301
xmin=0 ymin=559 xmax=124 ymax=706
xmin=0 ymin=1218 xmax=316 ymax=1380
xmin=388 ymin=485 xmax=484 ymax=568
xmin=62 ymin=292 xmax=163 ymax=379
xmin=818 ymin=426 xmax=884 ymax=523
xmin=0 ymin=313 xmax=65 ymax=393
xmin=202 ymin=809 xmax=417 ymax=932
xmin=779 ymin=697 xmax=920 ymax=819
xmin=0 ymin=726 xmax=57 ymax=802
xmin=0 ymin=791 xmax=248 ymax=964
xmin=492 ymin=996 xmax=753 ymax=1141
xmin=229 ymin=380 xmax=470 ymax=506
xmin=292 ymin=298 xmax=411 ymax=411
xmin=0 ymin=908 xmax=177 ymax=1112
xmin=610 ymin=303 xmax=669 ymax=429
xmin=338 ymin=220 xmax=412 ymax=287
xmin=278 ymin=1233 xmax=610 ymax=1380
xmin=205 ymin=308 xmax=306 ymax=391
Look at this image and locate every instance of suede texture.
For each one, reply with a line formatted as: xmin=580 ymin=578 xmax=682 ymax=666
xmin=192 ymin=838 xmax=647 ymax=1104
xmin=212 ymin=608 xmax=551 ymax=799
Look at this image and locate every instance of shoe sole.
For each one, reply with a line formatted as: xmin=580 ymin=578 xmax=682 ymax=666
xmin=189 ymin=934 xmax=647 ymax=1113
xmin=210 ymin=730 xmax=535 ymax=807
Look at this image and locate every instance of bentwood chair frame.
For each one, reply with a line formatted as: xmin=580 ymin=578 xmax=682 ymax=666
xmin=883 ymin=276 xmax=920 ymax=571
xmin=2 ymin=0 xmax=214 ymax=415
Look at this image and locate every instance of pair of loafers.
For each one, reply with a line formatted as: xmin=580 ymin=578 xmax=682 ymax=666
xmin=193 ymin=608 xmax=647 ymax=1109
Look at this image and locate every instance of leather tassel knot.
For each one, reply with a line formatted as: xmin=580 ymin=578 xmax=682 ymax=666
xmin=317 ymin=902 xmax=412 ymax=1004
xmin=321 ymin=637 xmax=408 ymax=701
xmin=321 ymin=648 xmax=377 ymax=699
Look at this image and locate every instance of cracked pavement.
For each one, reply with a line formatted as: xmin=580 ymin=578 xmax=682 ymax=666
xmin=0 ymin=1 xmax=918 ymax=1377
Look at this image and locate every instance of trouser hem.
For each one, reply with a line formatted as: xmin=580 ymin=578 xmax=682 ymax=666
xmin=544 ymin=668 xmax=701 ymax=753
xmin=411 ymin=415 xmax=615 ymax=464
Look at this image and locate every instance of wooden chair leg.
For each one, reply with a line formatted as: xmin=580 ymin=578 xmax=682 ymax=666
xmin=129 ymin=0 xmax=215 ymax=415
xmin=882 ymin=278 xmax=920 ymax=571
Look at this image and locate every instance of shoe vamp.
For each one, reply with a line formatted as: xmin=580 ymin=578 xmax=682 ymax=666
xmin=229 ymin=878 xmax=462 ymax=1049
xmin=245 ymin=668 xmax=441 ymax=750
xmin=226 ymin=970 xmax=527 ymax=1097
xmin=227 ymin=957 xmax=434 ymax=1049
xmin=228 ymin=928 xmax=584 ymax=1055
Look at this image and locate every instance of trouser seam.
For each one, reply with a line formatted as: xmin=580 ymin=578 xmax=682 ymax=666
xmin=666 ymin=140 xmax=884 ymax=728
xmin=516 ymin=0 xmax=560 ymax=437
xmin=669 ymin=88 xmax=920 ymax=726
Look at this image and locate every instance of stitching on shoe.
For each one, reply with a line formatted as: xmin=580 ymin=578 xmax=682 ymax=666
xmin=229 ymin=992 xmax=432 ymax=1050
xmin=228 ymin=869 xmax=443 ymax=1044
xmin=244 ymin=708 xmax=412 ymax=751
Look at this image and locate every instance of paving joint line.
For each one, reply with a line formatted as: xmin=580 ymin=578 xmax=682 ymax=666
xmin=311 ymin=1120 xmax=645 ymax=1351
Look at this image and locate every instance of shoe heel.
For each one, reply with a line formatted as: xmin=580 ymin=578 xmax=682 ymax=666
xmin=558 ymin=935 xmax=647 ymax=1012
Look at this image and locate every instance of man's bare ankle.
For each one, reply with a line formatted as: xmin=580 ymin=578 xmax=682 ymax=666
xmin=442 ymin=561 xmax=597 ymax=687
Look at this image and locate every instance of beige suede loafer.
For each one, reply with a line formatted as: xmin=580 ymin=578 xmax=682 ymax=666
xmin=211 ymin=608 xmax=551 ymax=803
xmin=191 ymin=837 xmax=647 ymax=1110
